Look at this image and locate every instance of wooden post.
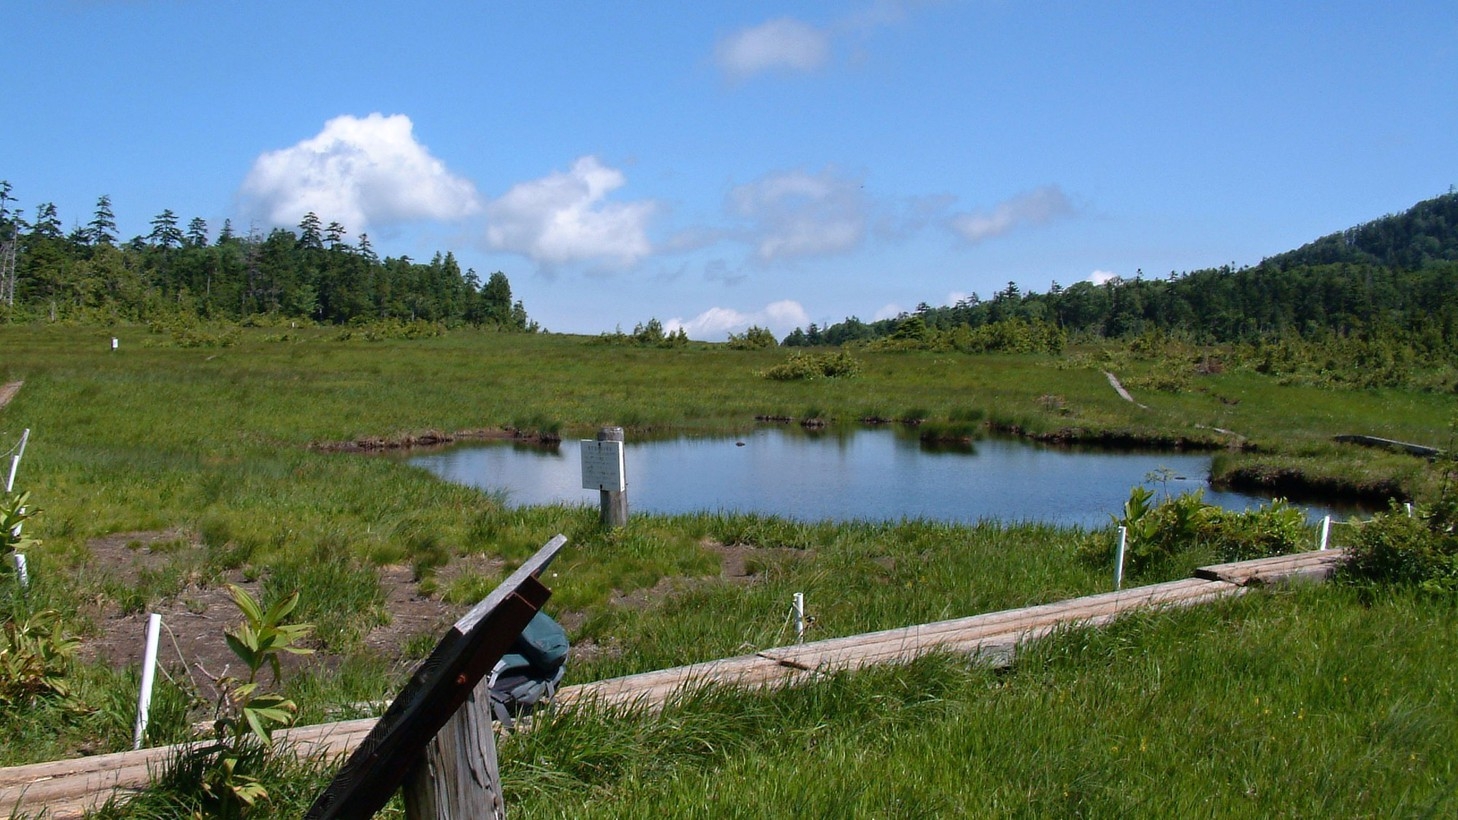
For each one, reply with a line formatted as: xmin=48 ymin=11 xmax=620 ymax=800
xmin=597 ymin=427 xmax=628 ymax=528
xmin=307 ymin=535 xmax=566 ymax=819
xmin=403 ymin=677 xmax=503 ymax=820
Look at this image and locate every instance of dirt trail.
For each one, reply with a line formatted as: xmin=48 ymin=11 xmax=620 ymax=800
xmin=0 ymin=381 xmax=20 ymax=410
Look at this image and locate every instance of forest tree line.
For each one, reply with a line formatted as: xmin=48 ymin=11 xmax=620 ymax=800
xmin=786 ymin=191 xmax=1458 ymax=356
xmin=0 ymin=183 xmax=535 ymax=330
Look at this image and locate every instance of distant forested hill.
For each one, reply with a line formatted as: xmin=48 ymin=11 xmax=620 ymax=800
xmin=786 ymin=191 xmax=1458 ymax=353
xmin=1265 ymin=191 xmax=1458 ymax=270
xmin=0 ymin=183 xmax=534 ymax=330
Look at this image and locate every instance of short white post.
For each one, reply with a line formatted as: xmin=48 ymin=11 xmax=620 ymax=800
xmin=1405 ymin=502 xmax=1414 ymax=518
xmin=1114 ymin=527 xmax=1127 ymax=590
xmin=1318 ymin=516 xmax=1331 ymax=551
xmin=12 ymin=553 xmax=27 ymax=590
xmin=793 ymin=592 xmax=805 ymax=644
xmin=111 ymin=337 xmax=119 ymax=351
xmin=133 ymin=613 xmax=162 ymax=750
xmin=5 ymin=428 xmax=28 ymax=493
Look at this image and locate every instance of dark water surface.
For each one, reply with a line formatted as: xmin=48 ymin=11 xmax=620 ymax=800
xmin=408 ymin=427 xmax=1359 ymax=529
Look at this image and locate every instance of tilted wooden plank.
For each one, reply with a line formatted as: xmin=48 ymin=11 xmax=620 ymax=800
xmin=306 ymin=534 xmax=566 ymax=819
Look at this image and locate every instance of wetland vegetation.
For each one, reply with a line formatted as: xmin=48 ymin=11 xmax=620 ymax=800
xmin=0 ymin=190 xmax=1455 ymax=816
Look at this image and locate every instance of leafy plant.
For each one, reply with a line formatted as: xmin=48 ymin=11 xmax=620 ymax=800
xmin=1079 ymin=487 xmax=1312 ymax=580
xmin=1 ymin=490 xmax=41 ymax=559
xmin=0 ymin=609 xmax=83 ymax=711
xmin=190 ymin=584 xmax=314 ymax=814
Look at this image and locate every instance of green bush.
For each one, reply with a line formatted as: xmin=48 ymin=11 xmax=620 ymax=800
xmin=761 ymin=350 xmax=862 ymax=381
xmin=1338 ymin=499 xmax=1458 ymax=592
xmin=1078 ymin=488 xmax=1312 ymax=580
xmin=726 ymin=325 xmax=778 ymax=350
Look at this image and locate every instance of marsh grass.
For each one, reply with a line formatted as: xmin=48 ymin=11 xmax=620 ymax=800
xmin=2 ymin=325 xmax=1454 ymax=812
xmin=502 ymin=585 xmax=1458 ymax=818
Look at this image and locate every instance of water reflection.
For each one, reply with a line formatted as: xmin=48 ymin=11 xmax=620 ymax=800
xmin=407 ymin=427 xmax=1359 ymax=529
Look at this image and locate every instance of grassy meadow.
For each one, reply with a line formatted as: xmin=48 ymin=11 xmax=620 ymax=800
xmin=1 ymin=323 xmax=1455 ymax=816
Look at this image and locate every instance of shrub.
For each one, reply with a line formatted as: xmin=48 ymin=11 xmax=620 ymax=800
xmin=761 ymin=351 xmax=862 ymax=381
xmin=726 ymin=325 xmax=779 ymax=350
xmin=1078 ymin=487 xmax=1313 ymax=579
xmin=593 ymin=318 xmax=690 ymax=348
xmin=1338 ymin=499 xmax=1458 ymax=592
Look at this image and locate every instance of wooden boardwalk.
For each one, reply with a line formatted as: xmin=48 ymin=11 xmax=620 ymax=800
xmin=0 ymin=549 xmax=1344 ymax=818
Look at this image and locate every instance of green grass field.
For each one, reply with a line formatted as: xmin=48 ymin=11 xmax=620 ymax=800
xmin=1 ymin=324 xmax=1454 ymax=817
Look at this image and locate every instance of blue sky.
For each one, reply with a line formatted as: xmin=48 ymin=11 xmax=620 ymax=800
xmin=5 ymin=1 xmax=1455 ymax=338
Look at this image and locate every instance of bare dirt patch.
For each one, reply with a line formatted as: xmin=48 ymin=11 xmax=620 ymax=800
xmin=78 ymin=531 xmax=469 ymax=684
xmin=703 ymin=538 xmax=814 ymax=581
xmin=0 ymin=381 xmax=21 ymax=410
xmin=360 ymin=564 xmax=464 ymax=658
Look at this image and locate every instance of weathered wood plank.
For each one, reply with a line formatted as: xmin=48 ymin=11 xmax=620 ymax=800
xmin=761 ymin=578 xmax=1242 ymax=672
xmin=1333 ymin=434 xmax=1440 ymax=457
xmin=1193 ymin=548 xmax=1346 ymax=585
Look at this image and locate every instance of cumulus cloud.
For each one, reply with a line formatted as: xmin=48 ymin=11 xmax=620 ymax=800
xmin=873 ymin=302 xmax=905 ymax=321
xmin=728 ymin=167 xmax=868 ymax=262
xmin=485 ymin=156 xmax=656 ymax=269
xmin=239 ymin=113 xmax=480 ymax=232
xmin=1088 ymin=270 xmax=1119 ymax=285
xmin=666 ymin=299 xmax=810 ymax=341
xmin=715 ymin=18 xmax=830 ymax=79
xmin=950 ymin=186 xmax=1075 ymax=244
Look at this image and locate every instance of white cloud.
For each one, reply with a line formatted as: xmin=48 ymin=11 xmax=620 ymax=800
xmin=715 ymin=18 xmax=830 ymax=80
xmin=950 ymin=186 xmax=1075 ymax=244
xmin=873 ymin=302 xmax=905 ymax=321
xmin=666 ymin=299 xmax=810 ymax=341
xmin=728 ymin=167 xmax=868 ymax=262
xmin=1088 ymin=269 xmax=1119 ymax=285
xmin=239 ymin=113 xmax=480 ymax=232
xmin=485 ymin=156 xmax=656 ymax=269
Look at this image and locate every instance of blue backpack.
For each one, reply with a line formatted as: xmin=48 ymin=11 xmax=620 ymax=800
xmin=488 ymin=611 xmax=568 ymax=728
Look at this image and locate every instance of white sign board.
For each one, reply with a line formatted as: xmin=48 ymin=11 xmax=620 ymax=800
xmin=580 ymin=439 xmax=626 ymax=492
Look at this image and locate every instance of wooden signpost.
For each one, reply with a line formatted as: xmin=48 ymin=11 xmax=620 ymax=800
xmin=306 ymin=534 xmax=567 ymax=819
xmin=582 ymin=427 xmax=627 ymax=528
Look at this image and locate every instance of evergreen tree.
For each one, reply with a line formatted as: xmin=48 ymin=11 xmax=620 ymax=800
xmin=87 ymin=195 xmax=117 ymax=246
xmin=185 ymin=217 xmax=209 ymax=248
xmin=148 ymin=209 xmax=184 ymax=248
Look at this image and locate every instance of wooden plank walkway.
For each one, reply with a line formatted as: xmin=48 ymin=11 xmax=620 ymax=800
xmin=0 ymin=549 xmax=1343 ymax=818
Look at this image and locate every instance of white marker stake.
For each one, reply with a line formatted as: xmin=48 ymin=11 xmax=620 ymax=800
xmin=1114 ymin=527 xmax=1127 ymax=591
xmin=1405 ymin=502 xmax=1414 ymax=518
xmin=5 ymin=428 xmax=28 ymax=493
xmin=1318 ymin=516 xmax=1331 ymax=551
xmin=111 ymin=337 xmax=118 ymax=351
xmin=133 ymin=614 xmax=162 ymax=750
xmin=793 ymin=592 xmax=806 ymax=644
xmin=13 ymin=553 xmax=28 ymax=590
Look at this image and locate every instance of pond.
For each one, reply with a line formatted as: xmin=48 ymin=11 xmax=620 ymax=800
xmin=407 ymin=427 xmax=1360 ymax=529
